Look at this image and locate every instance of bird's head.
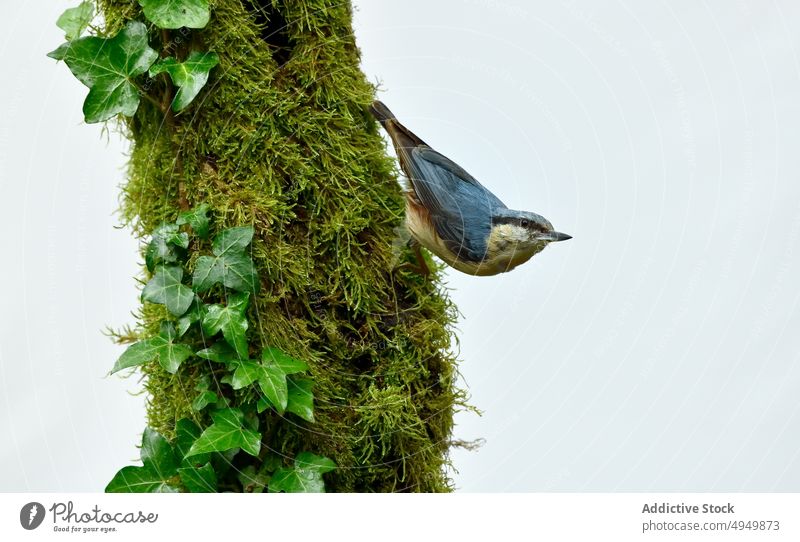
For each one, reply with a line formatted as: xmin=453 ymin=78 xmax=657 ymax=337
xmin=490 ymin=209 xmax=572 ymax=251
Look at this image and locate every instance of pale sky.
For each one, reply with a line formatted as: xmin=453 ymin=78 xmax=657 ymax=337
xmin=2 ymin=0 xmax=800 ymax=491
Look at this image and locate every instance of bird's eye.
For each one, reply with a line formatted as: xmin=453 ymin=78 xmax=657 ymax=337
xmin=520 ymin=219 xmax=529 ymax=228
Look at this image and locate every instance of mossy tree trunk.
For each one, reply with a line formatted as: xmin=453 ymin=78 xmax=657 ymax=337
xmin=100 ymin=0 xmax=464 ymax=492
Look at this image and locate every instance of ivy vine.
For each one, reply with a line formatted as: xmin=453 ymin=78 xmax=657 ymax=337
xmin=104 ymin=205 xmax=334 ymax=493
xmin=48 ymin=1 xmax=335 ymax=492
xmin=48 ymin=0 xmax=217 ymax=123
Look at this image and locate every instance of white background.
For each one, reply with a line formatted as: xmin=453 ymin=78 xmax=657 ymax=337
xmin=1 ymin=0 xmax=800 ymax=492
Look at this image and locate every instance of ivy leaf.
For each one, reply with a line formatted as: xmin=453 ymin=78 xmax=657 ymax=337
xmin=230 ymin=360 xmax=262 ymax=390
xmin=201 ymin=292 xmax=250 ymax=358
xmin=105 ymin=427 xmax=180 ymax=493
xmin=185 ymin=408 xmax=261 ymax=458
xmin=193 ymin=376 xmax=227 ymax=410
xmin=195 ymin=373 xmax=212 ymax=391
xmin=141 ymin=427 xmax=178 ymax=479
xmin=177 ymin=297 xmax=206 ymax=336
xmin=48 ymin=21 xmax=158 ymax=123
xmin=177 ymin=204 xmax=211 ymax=239
xmin=262 ymin=347 xmax=308 ymax=374
xmin=231 ymin=361 xmax=288 ymax=413
xmin=142 ymin=266 xmax=195 ymax=317
xmin=111 ymin=340 xmax=161 ymax=373
xmin=111 ymin=322 xmax=193 ymax=374
xmin=105 ymin=466 xmax=179 ymax=493
xmin=269 ymin=465 xmax=332 ymax=494
xmin=145 ymin=223 xmax=189 ymax=272
xmin=193 ymin=252 xmax=259 ymax=293
xmin=175 ymin=418 xmax=209 ymax=466
xmin=192 ymin=226 xmax=259 ymax=293
xmin=150 ymin=323 xmax=194 ymax=373
xmin=238 ymin=465 xmax=269 ymax=493
xmin=196 ymin=341 xmax=240 ymax=366
xmin=268 ymin=453 xmax=336 ymax=493
xmin=286 ymin=378 xmax=315 ymax=422
xmin=257 ymin=365 xmax=290 ymax=413
xmin=137 ymin=0 xmax=210 ymax=29
xmin=175 ymin=419 xmax=200 ymax=457
xmin=294 ymin=452 xmax=336 ymax=474
xmin=56 ymin=1 xmax=94 ymax=41
xmin=178 ymin=463 xmax=217 ymax=492
xmin=150 ymin=52 xmax=219 ymax=112
xmin=213 ymin=226 xmax=254 ymax=253
xmin=234 ymin=348 xmax=311 ymax=414
xmin=192 ymin=390 xmax=218 ymax=411
xmin=259 ymin=348 xmax=310 ymax=414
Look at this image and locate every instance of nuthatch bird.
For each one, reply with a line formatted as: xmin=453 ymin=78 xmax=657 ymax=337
xmin=371 ymin=100 xmax=571 ymax=276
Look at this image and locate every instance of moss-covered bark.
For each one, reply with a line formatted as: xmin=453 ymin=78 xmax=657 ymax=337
xmin=100 ymin=0 xmax=465 ymax=492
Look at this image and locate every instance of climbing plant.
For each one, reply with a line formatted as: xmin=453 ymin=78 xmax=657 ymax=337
xmin=105 ymin=210 xmax=335 ymax=492
xmin=50 ymin=0 xmax=467 ymax=492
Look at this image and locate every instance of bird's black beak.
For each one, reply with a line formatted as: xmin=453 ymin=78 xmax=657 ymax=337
xmin=538 ymin=231 xmax=572 ymax=242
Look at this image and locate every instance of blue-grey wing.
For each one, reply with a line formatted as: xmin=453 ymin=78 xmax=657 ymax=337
xmin=405 ymin=147 xmax=507 ymax=262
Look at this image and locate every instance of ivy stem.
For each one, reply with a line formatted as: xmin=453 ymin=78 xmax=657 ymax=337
xmin=165 ymin=108 xmax=190 ymax=212
xmin=141 ymin=92 xmax=166 ymax=113
xmin=158 ymin=27 xmax=190 ymax=212
xmin=161 ymin=29 xmax=171 ymax=56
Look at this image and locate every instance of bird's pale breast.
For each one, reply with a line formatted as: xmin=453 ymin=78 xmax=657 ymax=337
xmin=405 ymin=196 xmax=539 ymax=276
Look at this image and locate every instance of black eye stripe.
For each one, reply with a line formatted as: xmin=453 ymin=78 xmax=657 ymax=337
xmin=492 ymin=215 xmax=539 ymax=228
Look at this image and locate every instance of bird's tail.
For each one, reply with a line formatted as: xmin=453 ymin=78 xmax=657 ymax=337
xmin=369 ymin=100 xmax=396 ymax=127
xmin=369 ymin=100 xmax=427 ymax=149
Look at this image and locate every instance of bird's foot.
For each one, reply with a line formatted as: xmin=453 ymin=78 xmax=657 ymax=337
xmin=411 ymin=242 xmax=431 ymax=277
xmin=392 ymin=240 xmax=431 ymax=278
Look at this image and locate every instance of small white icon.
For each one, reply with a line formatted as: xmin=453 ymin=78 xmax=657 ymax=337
xmin=28 ymin=504 xmax=39 ymax=526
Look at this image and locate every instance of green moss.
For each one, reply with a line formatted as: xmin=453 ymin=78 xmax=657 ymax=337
xmin=102 ymin=0 xmax=466 ymax=492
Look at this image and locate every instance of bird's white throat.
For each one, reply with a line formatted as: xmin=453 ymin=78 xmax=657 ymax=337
xmin=484 ymin=224 xmax=546 ymax=273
